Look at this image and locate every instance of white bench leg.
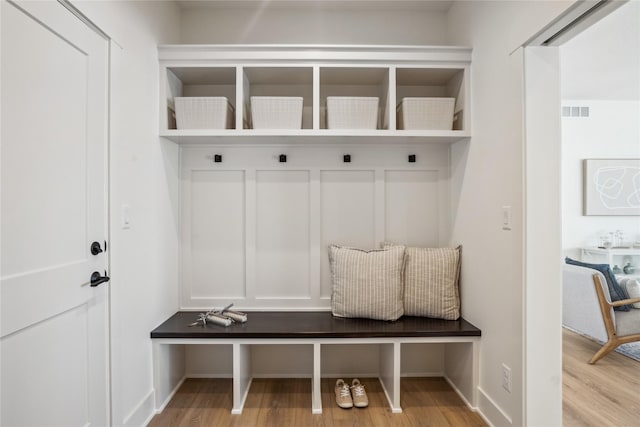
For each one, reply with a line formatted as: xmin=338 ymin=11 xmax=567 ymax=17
xmin=312 ymin=343 xmax=322 ymax=414
xmin=152 ymin=341 xmax=161 ymax=412
xmin=379 ymin=342 xmax=402 ymax=413
xmin=472 ymin=339 xmax=480 ymax=408
xmin=232 ymin=343 xmax=252 ymax=414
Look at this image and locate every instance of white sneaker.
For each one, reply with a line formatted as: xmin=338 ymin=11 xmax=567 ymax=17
xmin=335 ymin=379 xmax=353 ymax=409
xmin=351 ymin=378 xmax=368 ymax=408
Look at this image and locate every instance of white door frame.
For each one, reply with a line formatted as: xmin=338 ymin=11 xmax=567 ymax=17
xmin=522 ymin=1 xmax=628 ymax=425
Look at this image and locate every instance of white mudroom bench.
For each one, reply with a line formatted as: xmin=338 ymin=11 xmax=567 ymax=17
xmin=150 ymin=311 xmax=481 ymax=415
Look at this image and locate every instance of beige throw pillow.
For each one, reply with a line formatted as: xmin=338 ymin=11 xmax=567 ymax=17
xmin=619 ymin=278 xmax=640 ymax=309
xmin=384 ymin=243 xmax=461 ymax=320
xmin=328 ymin=244 xmax=405 ymax=321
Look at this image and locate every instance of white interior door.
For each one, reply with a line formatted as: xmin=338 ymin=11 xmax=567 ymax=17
xmin=1 ymin=1 xmax=109 ymax=426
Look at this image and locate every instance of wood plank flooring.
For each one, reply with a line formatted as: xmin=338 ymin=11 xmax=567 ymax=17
xmin=148 ymin=330 xmax=639 ymax=427
xmin=148 ymin=377 xmax=487 ymax=427
xmin=562 ymin=328 xmax=640 ymax=427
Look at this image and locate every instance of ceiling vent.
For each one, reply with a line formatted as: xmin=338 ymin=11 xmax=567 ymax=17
xmin=562 ymin=105 xmax=590 ymax=117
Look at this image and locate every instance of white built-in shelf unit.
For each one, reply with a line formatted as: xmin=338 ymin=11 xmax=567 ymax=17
xmin=159 ymin=45 xmax=471 ymax=144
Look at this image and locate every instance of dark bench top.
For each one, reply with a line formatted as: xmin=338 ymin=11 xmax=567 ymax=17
xmin=151 ymin=311 xmax=481 ymax=339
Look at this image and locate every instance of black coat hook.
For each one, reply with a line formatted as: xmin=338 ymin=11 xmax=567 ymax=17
xmin=279 ymin=154 xmax=287 ymax=163
xmin=214 ymin=154 xmax=222 ymax=163
xmin=343 ymin=154 xmax=351 ymax=163
xmin=408 ymin=154 xmax=416 ymax=163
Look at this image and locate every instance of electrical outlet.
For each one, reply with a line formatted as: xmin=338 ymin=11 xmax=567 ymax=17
xmin=502 ymin=363 xmax=512 ymax=392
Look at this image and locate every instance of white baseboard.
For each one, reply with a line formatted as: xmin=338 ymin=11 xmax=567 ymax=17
xmin=122 ymin=389 xmax=155 ymax=427
xmin=321 ymin=371 xmax=377 ymax=378
xmin=185 ymin=373 xmax=233 ymax=379
xmin=443 ymin=376 xmax=501 ymax=427
xmin=401 ymin=371 xmax=444 ymax=377
xmin=443 ymin=375 xmax=476 ymax=410
xmin=155 ymin=376 xmax=187 ymax=414
xmin=477 ymin=386 xmax=512 ymax=426
xmin=251 ymin=373 xmax=313 ymax=379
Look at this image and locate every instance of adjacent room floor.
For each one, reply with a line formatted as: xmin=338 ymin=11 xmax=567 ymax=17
xmin=563 ymin=328 xmax=640 ymax=427
xmin=149 ymin=377 xmax=487 ymax=426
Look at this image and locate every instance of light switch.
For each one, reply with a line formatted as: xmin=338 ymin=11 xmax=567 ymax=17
xmin=502 ymin=206 xmax=512 ymax=231
xmin=122 ymin=204 xmax=131 ymax=229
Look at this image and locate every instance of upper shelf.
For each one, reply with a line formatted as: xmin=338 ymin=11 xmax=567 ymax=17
xmin=160 ymin=129 xmax=471 ymax=145
xmin=159 ymin=44 xmax=472 ymax=144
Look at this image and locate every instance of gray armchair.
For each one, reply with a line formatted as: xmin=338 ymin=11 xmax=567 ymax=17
xmin=590 ymin=274 xmax=640 ymax=364
xmin=563 ymin=264 xmax=640 ymax=363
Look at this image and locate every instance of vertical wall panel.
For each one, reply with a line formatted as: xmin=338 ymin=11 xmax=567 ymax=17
xmin=320 ymin=171 xmax=376 ymax=299
xmin=256 ymin=171 xmax=310 ymax=298
xmin=385 ymin=170 xmax=440 ymax=247
xmin=190 ymin=171 xmax=245 ymax=298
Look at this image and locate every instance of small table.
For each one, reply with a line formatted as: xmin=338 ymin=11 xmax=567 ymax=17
xmin=581 ymin=247 xmax=640 ymax=276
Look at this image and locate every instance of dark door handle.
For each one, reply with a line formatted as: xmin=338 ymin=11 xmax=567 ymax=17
xmin=91 ymin=241 xmax=103 ymax=255
xmin=90 ymin=271 xmax=110 ymax=287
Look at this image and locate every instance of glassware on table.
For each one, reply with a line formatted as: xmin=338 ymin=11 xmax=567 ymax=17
xmin=623 ymin=262 xmax=635 ymax=275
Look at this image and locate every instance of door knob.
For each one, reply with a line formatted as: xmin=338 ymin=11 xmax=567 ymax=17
xmin=90 ymin=241 xmax=103 ymax=255
xmin=90 ymin=271 xmax=110 ymax=287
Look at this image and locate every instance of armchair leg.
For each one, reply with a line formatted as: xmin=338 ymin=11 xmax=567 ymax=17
xmin=589 ymin=340 xmax=619 ymax=364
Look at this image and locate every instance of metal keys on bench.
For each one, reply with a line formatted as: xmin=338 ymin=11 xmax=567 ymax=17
xmin=189 ymin=303 xmax=248 ymax=327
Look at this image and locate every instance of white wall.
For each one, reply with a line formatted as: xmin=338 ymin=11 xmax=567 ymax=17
xmin=180 ymin=3 xmax=448 ymax=45
xmin=560 ymin=1 xmax=640 ymax=101
xmin=71 ymin=2 xmax=181 ymax=426
xmin=562 ymin=100 xmax=640 ymax=258
xmin=560 ymin=1 xmax=640 ymax=259
xmin=446 ymin=2 xmax=573 ymax=426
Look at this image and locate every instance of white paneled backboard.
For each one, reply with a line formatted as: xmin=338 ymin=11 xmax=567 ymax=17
xmin=180 ymin=144 xmax=450 ymax=310
xmin=256 ymin=170 xmax=311 ymax=298
xmin=189 ymin=171 xmax=245 ymax=299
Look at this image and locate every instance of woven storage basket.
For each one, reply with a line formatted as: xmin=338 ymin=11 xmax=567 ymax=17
xmin=326 ymin=96 xmax=379 ymax=129
xmin=397 ymin=97 xmax=455 ymax=130
xmin=250 ymin=96 xmax=303 ymax=129
xmin=175 ymin=97 xmax=234 ymax=129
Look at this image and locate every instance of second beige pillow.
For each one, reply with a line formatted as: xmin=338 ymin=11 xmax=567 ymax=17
xmin=384 ymin=243 xmax=461 ymax=320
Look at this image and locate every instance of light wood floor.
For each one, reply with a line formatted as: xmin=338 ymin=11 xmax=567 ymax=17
xmin=149 ymin=331 xmax=639 ymax=427
xmin=148 ymin=377 xmax=487 ymax=427
xmin=563 ymin=328 xmax=640 ymax=427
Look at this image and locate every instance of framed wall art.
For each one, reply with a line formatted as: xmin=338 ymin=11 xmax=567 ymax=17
xmin=583 ymin=158 xmax=640 ymax=216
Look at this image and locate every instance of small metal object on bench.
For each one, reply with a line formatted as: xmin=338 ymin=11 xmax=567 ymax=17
xmin=189 ymin=304 xmax=247 ymax=327
xmin=221 ymin=304 xmax=247 ymax=323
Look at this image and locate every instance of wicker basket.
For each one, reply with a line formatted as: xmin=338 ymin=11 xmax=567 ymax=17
xmin=250 ymin=96 xmax=303 ymax=129
xmin=397 ymin=97 xmax=455 ymax=130
xmin=326 ymin=97 xmax=379 ymax=130
xmin=175 ymin=97 xmax=234 ymax=129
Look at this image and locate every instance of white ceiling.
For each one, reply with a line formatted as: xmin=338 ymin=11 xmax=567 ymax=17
xmin=177 ymin=0 xmax=453 ymax=11
xmin=561 ymin=1 xmax=640 ymax=101
xmin=175 ymin=0 xmax=638 ymax=101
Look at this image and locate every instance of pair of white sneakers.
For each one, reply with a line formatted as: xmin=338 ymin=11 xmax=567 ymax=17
xmin=334 ymin=378 xmax=369 ymax=409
